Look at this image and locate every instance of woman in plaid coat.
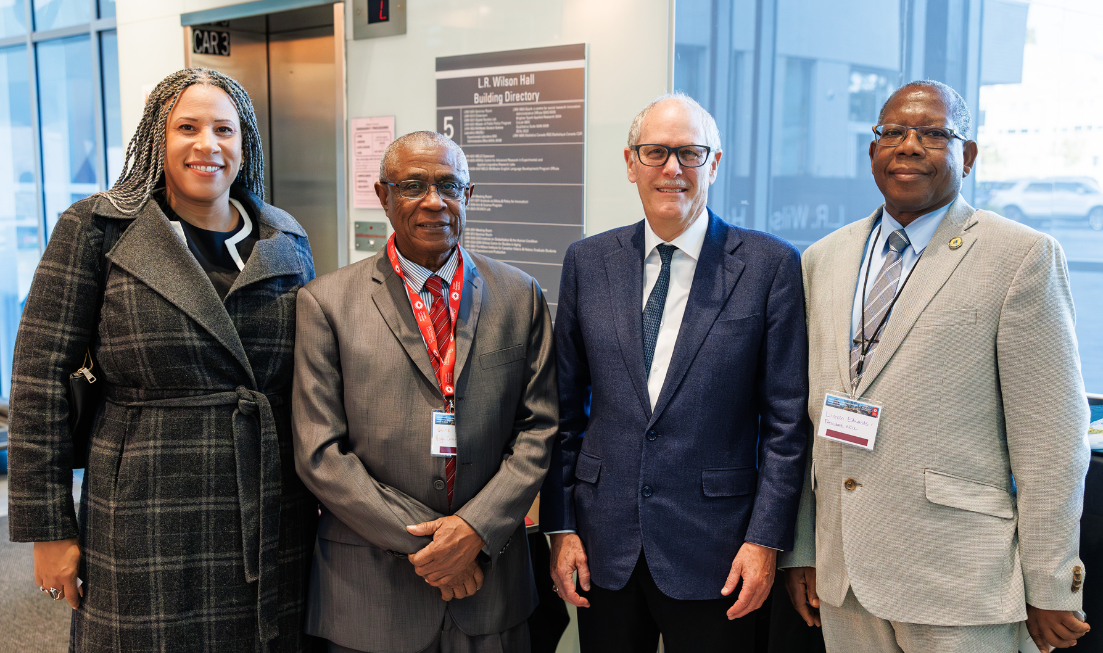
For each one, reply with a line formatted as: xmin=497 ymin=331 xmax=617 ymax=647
xmin=8 ymin=69 xmax=319 ymax=652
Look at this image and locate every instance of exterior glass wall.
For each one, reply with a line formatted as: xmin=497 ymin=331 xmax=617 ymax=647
xmin=0 ymin=2 xmax=118 ymax=401
xmin=675 ymin=0 xmax=1102 ymax=392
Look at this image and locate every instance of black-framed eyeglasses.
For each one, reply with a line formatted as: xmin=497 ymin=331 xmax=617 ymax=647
xmin=872 ymin=124 xmax=967 ymax=149
xmin=631 ymin=144 xmax=713 ymax=168
xmin=381 ymin=179 xmax=471 ymax=200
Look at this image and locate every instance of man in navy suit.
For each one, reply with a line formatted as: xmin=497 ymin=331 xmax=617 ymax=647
xmin=540 ymin=93 xmax=809 ymax=651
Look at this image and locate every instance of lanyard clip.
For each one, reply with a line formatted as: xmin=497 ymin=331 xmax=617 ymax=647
xmin=447 ymin=398 xmax=455 ymax=414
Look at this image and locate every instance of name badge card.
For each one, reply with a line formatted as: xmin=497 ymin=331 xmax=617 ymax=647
xmin=431 ymin=410 xmax=457 ymax=457
xmin=816 ymin=393 xmax=882 ymax=451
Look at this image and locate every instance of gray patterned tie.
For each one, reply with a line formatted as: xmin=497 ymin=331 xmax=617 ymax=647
xmin=643 ymin=244 xmax=677 ymax=376
xmin=850 ymin=229 xmax=911 ymax=383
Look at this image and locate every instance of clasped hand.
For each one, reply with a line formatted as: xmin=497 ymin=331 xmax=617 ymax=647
xmin=407 ymin=516 xmax=486 ymax=601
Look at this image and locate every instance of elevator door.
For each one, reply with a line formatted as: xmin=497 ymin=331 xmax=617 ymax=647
xmin=268 ymin=26 xmax=339 ymax=277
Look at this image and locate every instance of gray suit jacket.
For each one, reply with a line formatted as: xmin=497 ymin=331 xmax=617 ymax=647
xmin=780 ymin=197 xmax=1090 ymax=626
xmin=292 ymin=247 xmax=557 ymax=652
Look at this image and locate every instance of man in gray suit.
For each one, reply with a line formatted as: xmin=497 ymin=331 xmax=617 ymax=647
xmin=782 ymin=80 xmax=1092 ymax=652
xmin=293 ymin=130 xmax=557 ymax=653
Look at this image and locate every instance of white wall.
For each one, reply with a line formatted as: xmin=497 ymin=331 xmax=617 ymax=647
xmin=115 ymin=0 xmax=673 ymax=265
xmin=344 ymin=0 xmax=672 ymax=263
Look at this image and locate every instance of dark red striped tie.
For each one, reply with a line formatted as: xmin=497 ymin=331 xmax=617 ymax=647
xmin=424 ymin=275 xmax=456 ymax=507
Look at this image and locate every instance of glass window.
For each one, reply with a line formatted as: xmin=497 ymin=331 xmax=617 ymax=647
xmin=32 ymin=0 xmax=90 ymax=31
xmin=36 ymin=34 xmax=97 ymax=236
xmin=100 ymin=29 xmax=121 ymax=183
xmin=98 ymin=0 xmax=114 ymax=19
xmin=976 ymin=0 xmax=1103 ymax=393
xmin=0 ymin=45 xmax=34 ymax=400
xmin=0 ymin=0 xmax=28 ymax=38
xmin=676 ymin=0 xmax=1103 ymax=392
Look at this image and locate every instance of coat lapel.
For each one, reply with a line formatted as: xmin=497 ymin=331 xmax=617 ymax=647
xmin=371 ymin=253 xmax=443 ymax=394
xmin=605 ymin=222 xmax=652 ymax=418
xmin=225 ymin=202 xmax=306 ymax=298
xmin=855 ymin=197 xmax=978 ymax=396
xmin=101 ymin=196 xmax=257 ymax=387
xmin=832 ymin=209 xmax=881 ymax=391
xmin=649 ymin=210 xmax=744 ymax=425
xmin=452 ymin=247 xmax=483 ymax=388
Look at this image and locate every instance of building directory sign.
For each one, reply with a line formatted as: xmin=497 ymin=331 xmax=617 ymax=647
xmin=436 ymin=44 xmax=586 ymax=316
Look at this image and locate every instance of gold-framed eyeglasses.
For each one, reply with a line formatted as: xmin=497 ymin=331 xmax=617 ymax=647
xmin=631 ymin=144 xmax=713 ymax=168
xmin=872 ymin=124 xmax=966 ymax=149
xmin=381 ymin=179 xmax=471 ymax=200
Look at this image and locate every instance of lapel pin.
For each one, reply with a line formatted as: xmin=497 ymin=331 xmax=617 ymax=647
xmin=948 ymin=237 xmax=962 ymax=250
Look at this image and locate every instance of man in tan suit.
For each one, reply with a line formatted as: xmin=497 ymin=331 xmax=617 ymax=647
xmin=293 ymin=131 xmax=557 ymax=652
xmin=782 ymin=80 xmax=1092 ymax=652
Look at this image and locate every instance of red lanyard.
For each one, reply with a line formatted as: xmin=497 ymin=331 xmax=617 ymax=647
xmin=386 ymin=234 xmax=465 ymax=401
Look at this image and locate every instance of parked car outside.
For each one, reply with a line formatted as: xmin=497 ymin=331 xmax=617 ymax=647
xmin=987 ymin=176 xmax=1103 ymax=230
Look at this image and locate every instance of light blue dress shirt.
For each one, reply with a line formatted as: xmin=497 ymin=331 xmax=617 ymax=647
xmin=849 ymin=203 xmax=950 ymax=340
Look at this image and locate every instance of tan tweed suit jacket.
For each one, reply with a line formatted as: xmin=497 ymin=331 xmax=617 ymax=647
xmin=779 ymin=196 xmax=1090 ymax=626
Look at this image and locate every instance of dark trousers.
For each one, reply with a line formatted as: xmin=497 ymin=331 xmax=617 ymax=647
xmin=576 ymin=553 xmax=756 ymax=653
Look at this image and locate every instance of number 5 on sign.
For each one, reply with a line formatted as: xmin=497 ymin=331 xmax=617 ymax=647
xmin=442 ymin=116 xmax=454 ymax=139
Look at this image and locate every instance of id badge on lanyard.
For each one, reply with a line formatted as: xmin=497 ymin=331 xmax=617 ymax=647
xmin=386 ymin=235 xmax=465 ymax=457
xmin=816 ymin=393 xmax=882 ymax=450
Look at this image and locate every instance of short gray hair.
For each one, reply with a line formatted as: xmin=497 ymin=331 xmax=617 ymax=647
xmin=379 ymin=131 xmax=469 ymax=182
xmin=878 ymin=79 xmax=973 ymax=140
xmin=627 ymin=92 xmax=722 ymax=151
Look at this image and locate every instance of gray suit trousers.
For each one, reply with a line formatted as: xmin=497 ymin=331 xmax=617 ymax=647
xmin=327 ymin=614 xmax=530 ymax=653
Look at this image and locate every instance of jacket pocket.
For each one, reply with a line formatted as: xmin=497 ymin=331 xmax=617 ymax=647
xmin=702 ymin=467 xmax=758 ymax=497
xmin=915 ymin=308 xmax=976 ymax=328
xmin=318 ymin=513 xmax=373 ymax=546
xmin=574 ymin=451 xmax=602 ymax=484
xmin=924 ymin=469 xmax=1013 ymax=519
xmin=479 ymin=344 xmax=525 ymax=369
xmin=710 ymin=313 xmax=761 ymax=334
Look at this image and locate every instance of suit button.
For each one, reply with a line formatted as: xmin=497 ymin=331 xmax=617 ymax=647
xmin=646 ymin=430 xmax=657 ymax=441
xmin=642 ymin=485 xmax=653 ymax=497
xmin=1073 ymin=565 xmax=1084 ymax=593
xmin=843 ymin=478 xmax=858 ymax=491
xmin=433 ymin=479 xmax=446 ymax=491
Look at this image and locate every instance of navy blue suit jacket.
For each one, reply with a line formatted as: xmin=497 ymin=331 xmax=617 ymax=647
xmin=540 ymin=209 xmax=809 ymax=600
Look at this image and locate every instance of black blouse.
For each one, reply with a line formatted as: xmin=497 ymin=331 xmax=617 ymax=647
xmin=156 ymin=193 xmax=259 ymax=300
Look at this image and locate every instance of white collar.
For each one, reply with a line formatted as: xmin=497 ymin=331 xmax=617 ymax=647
xmin=643 ymin=205 xmax=709 ymax=261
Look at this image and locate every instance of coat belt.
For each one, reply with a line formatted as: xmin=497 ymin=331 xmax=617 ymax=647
xmin=105 ymin=385 xmax=284 ymax=643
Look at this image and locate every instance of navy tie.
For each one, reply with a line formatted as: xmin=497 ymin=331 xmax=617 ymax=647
xmin=643 ymin=244 xmax=677 ymax=376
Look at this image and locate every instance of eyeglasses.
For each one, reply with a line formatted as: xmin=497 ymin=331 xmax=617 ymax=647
xmin=872 ymin=124 xmax=966 ymax=149
xmin=381 ymin=179 xmax=471 ymax=200
xmin=631 ymin=144 xmax=713 ymax=168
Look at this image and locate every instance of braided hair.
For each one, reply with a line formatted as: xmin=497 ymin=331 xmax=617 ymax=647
xmin=98 ymin=67 xmax=265 ymax=214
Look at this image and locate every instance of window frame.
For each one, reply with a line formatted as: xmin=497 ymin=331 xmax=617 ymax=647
xmin=0 ymin=0 xmax=117 ymax=402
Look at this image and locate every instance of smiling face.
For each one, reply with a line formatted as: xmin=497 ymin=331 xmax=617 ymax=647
xmin=625 ymin=99 xmax=721 ymax=241
xmin=163 ymin=84 xmax=243 ymax=209
xmin=869 ymin=86 xmax=978 ymax=225
xmin=374 ymin=140 xmax=473 ymax=271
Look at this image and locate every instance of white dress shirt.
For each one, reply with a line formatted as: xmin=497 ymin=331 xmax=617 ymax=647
xmin=850 ymin=203 xmax=950 ymax=340
xmin=642 ymin=207 xmax=709 ymax=411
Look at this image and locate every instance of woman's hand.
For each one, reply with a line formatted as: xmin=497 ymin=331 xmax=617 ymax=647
xmin=33 ymin=538 xmax=82 ymax=609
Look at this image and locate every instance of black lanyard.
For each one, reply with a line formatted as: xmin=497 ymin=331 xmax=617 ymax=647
xmin=854 ymin=223 xmax=923 ymax=380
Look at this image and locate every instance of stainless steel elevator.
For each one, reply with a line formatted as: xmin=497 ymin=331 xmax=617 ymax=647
xmin=186 ymin=2 xmax=347 ymax=276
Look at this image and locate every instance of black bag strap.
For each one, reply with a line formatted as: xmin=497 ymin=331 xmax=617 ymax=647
xmin=84 ymin=215 xmax=127 ymax=368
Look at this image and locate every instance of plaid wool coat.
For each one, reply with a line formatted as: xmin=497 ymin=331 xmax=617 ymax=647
xmin=7 ymin=187 xmax=320 ymax=652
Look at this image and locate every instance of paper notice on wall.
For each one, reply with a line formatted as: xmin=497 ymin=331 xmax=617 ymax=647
xmin=351 ymin=116 xmax=395 ymax=210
